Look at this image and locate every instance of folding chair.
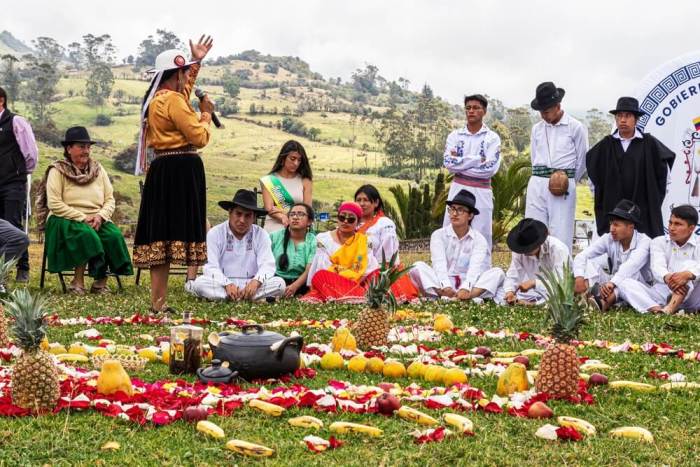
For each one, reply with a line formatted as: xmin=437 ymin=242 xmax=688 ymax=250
xmin=39 ymin=243 xmax=123 ymax=293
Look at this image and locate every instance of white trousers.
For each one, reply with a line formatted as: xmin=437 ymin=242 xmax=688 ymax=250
xmin=494 ymin=287 xmax=548 ymax=305
xmin=443 ymin=184 xmax=494 ymax=250
xmin=409 ymin=261 xmax=504 ymax=299
xmin=188 ymin=274 xmax=285 ymax=301
xmin=618 ymin=279 xmax=700 ymax=313
xmin=525 ymin=176 xmax=575 ymax=252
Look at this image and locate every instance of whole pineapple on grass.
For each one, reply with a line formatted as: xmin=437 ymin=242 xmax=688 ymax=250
xmin=0 ymin=255 xmax=19 ymax=347
xmin=4 ymin=289 xmax=60 ymax=412
xmin=354 ymin=253 xmax=412 ymax=349
xmin=535 ymin=263 xmax=586 ymax=398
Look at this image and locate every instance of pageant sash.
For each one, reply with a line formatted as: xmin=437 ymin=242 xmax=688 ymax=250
xmin=328 ymin=233 xmax=369 ymax=282
xmin=261 ymin=175 xmax=295 ymax=210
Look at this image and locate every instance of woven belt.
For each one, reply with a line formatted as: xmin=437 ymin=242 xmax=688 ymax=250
xmin=453 ymin=175 xmax=491 ymax=189
xmin=154 ymin=145 xmax=199 ymax=157
xmin=532 ymin=166 xmax=575 ymax=178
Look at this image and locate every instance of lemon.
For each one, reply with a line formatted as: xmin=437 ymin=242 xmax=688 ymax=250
xmin=443 ymin=368 xmax=468 ymax=386
xmin=424 ymin=365 xmax=446 ymax=384
xmin=348 ymin=355 xmax=368 ymax=373
xmin=366 ymin=357 xmax=385 ymax=374
xmin=92 ymin=348 xmax=110 ymax=357
xmin=406 ymin=361 xmax=427 ymax=379
xmin=161 ymin=347 xmax=171 ymax=365
xmin=382 ymin=360 xmax=407 ymax=378
xmin=320 ymin=352 xmax=344 ymax=370
xmin=434 ymin=314 xmax=454 ymax=333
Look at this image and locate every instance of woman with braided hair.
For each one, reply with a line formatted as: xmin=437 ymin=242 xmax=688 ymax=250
xmin=270 ymin=203 xmax=316 ymax=297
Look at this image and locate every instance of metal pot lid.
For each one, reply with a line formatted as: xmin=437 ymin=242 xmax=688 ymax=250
xmin=219 ymin=324 xmax=287 ymax=347
xmin=198 ymin=359 xmax=235 ymax=379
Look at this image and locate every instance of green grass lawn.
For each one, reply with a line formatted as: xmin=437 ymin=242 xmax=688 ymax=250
xmin=1 ymin=246 xmax=698 ymax=465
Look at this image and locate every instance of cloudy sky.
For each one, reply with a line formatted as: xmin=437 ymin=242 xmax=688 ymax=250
xmin=4 ymin=0 xmax=697 ymax=113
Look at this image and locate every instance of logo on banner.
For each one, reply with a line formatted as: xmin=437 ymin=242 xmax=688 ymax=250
xmin=634 ymin=52 xmax=700 ymax=229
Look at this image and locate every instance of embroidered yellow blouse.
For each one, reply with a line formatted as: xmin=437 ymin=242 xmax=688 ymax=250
xmin=146 ymin=63 xmax=212 ymax=150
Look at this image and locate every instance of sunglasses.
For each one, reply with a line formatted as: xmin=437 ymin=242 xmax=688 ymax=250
xmin=337 ymin=214 xmax=358 ymax=224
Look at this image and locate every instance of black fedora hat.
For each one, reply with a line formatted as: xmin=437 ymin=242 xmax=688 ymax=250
xmin=531 ymin=82 xmax=566 ymax=111
xmin=446 ymin=189 xmax=480 ymax=215
xmin=61 ymin=126 xmax=96 ymax=146
xmin=218 ymin=189 xmax=267 ymax=214
xmin=507 ymin=218 xmax=548 ymax=254
xmin=607 ymin=199 xmax=641 ymax=225
xmin=609 ymin=96 xmax=644 ymax=117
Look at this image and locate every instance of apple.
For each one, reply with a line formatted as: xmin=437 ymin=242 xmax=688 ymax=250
xmin=182 ymin=406 xmax=208 ymax=423
xmin=375 ymin=393 xmax=401 ymax=415
xmin=474 ymin=347 xmax=492 ymax=358
xmin=588 ymin=373 xmax=609 ymax=386
xmin=513 ymin=356 xmax=530 ymax=368
xmin=155 ymin=336 xmax=170 ymax=344
xmin=527 ymin=401 xmax=553 ymax=419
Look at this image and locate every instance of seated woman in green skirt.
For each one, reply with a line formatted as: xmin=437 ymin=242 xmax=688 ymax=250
xmin=270 ymin=203 xmax=316 ymax=297
xmin=39 ymin=127 xmax=133 ymax=294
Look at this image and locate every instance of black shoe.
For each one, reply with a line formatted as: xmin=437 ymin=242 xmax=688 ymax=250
xmin=587 ymin=284 xmax=603 ymax=311
xmin=15 ymin=269 xmax=29 ymax=283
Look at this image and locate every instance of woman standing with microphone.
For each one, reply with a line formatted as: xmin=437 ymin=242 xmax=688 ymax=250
xmin=133 ymin=35 xmax=214 ymax=314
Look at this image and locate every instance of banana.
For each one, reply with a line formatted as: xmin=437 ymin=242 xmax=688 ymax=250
xmin=396 ymin=406 xmax=439 ymax=426
xmin=288 ymin=415 xmax=324 ymax=429
xmin=608 ymin=381 xmax=657 ymax=393
xmin=557 ymin=416 xmax=596 ymax=437
xmin=225 ymin=439 xmax=274 ymax=457
xmin=442 ymin=413 xmax=474 ymax=434
xmin=490 ymin=357 xmax=516 ymax=364
xmin=492 ymin=351 xmax=520 ymax=358
xmin=56 ymin=353 xmax=90 ymax=363
xmin=609 ymin=427 xmax=654 ymax=443
xmin=659 ymin=382 xmax=700 ymax=391
xmin=520 ymin=349 xmax=545 ymax=357
xmin=579 ymin=362 xmax=612 ymax=372
xmin=249 ymin=399 xmax=286 ymax=416
xmin=329 ymin=422 xmax=383 ymax=437
xmin=196 ymin=420 xmax=225 ymax=439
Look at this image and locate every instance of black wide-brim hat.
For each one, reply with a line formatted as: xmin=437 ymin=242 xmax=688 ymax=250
xmin=531 ymin=82 xmax=565 ymax=111
xmin=61 ymin=126 xmax=97 ymax=146
xmin=219 ymin=189 xmax=267 ymax=214
xmin=446 ymin=189 xmax=480 ymax=215
xmin=507 ymin=218 xmax=548 ymax=254
xmin=607 ymin=199 xmax=641 ymax=225
xmin=609 ymin=96 xmax=645 ymax=117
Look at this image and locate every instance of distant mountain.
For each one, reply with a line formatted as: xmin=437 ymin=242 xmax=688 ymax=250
xmin=0 ymin=30 xmax=33 ymax=57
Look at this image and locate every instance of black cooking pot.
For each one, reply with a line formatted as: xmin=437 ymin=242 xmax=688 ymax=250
xmin=205 ymin=324 xmax=303 ymax=381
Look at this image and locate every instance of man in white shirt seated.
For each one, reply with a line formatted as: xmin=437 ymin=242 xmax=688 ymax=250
xmin=187 ymin=189 xmax=285 ymax=302
xmin=619 ymin=205 xmax=700 ymax=314
xmin=502 ymin=218 xmax=571 ymax=306
xmin=573 ymin=200 xmax=652 ymax=311
xmin=409 ymin=189 xmax=504 ymax=302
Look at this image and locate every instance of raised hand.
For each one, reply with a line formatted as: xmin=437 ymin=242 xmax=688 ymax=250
xmin=190 ymin=35 xmax=213 ymax=62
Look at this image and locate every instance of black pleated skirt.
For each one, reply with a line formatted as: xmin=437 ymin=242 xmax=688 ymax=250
xmin=133 ymin=153 xmax=207 ymax=268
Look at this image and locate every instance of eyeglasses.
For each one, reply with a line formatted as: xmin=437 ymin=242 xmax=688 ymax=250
xmin=289 ymin=212 xmax=308 ymax=219
xmin=337 ymin=214 xmax=358 ymax=224
xmin=447 ymin=206 xmax=470 ymax=216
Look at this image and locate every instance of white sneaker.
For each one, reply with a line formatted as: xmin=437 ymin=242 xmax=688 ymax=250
xmin=184 ymin=280 xmax=196 ymax=295
xmin=471 ymin=297 xmax=484 ymax=305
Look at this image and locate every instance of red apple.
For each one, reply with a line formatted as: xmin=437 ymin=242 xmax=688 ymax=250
xmin=375 ymin=393 xmax=401 ymax=415
xmin=182 ymin=406 xmax=208 ymax=423
xmin=474 ymin=346 xmax=492 ymax=357
xmin=588 ymin=373 xmax=609 ymax=386
xmin=513 ymin=356 xmax=530 ymax=368
xmin=527 ymin=401 xmax=553 ymax=419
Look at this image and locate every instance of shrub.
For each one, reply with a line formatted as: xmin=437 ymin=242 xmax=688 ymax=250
xmin=95 ymin=114 xmax=113 ymax=126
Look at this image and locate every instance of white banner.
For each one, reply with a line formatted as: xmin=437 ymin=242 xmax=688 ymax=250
xmin=634 ymin=51 xmax=700 ymax=230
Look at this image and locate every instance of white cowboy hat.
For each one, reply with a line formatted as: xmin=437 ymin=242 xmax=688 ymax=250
xmin=148 ymin=49 xmax=197 ymax=73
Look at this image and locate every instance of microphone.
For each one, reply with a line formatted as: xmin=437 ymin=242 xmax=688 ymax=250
xmin=194 ymin=88 xmax=224 ymax=129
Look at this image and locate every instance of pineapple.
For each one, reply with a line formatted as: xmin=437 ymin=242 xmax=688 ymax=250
xmin=535 ymin=263 xmax=586 ymax=398
xmin=0 ymin=255 xmax=19 ymax=347
xmin=354 ymin=253 xmax=411 ymax=349
xmin=4 ymin=289 xmax=60 ymax=412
